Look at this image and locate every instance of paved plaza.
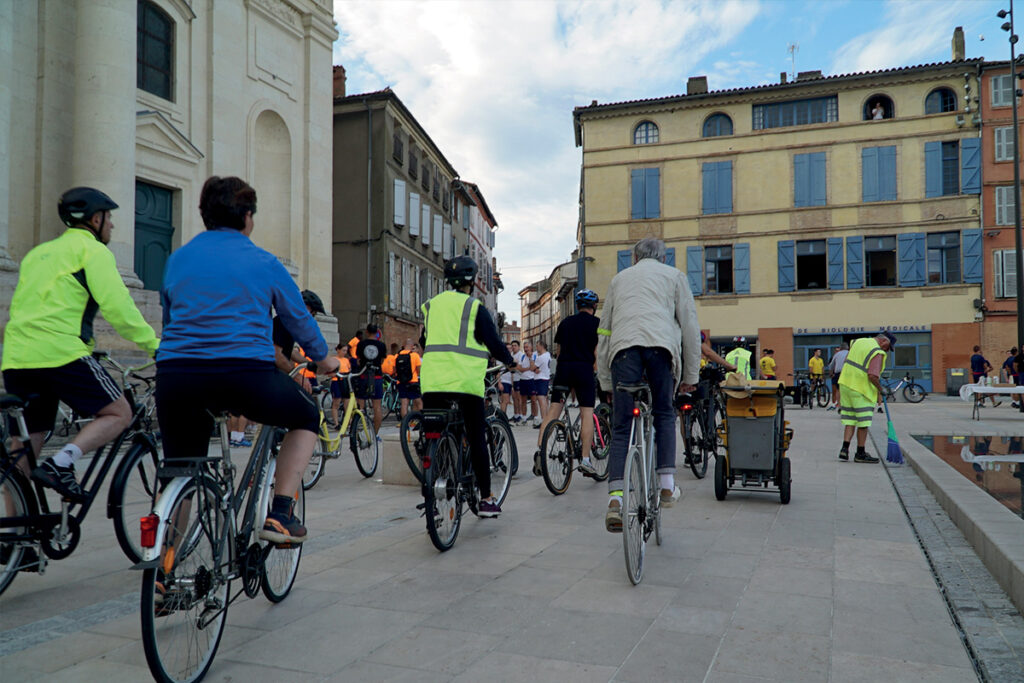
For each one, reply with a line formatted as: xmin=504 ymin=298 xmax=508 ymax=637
xmin=2 ymin=397 xmax=1023 ymax=682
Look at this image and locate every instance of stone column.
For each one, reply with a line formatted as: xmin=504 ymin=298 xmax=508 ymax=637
xmin=71 ymin=0 xmax=141 ymax=286
xmin=0 ymin=0 xmax=18 ymax=273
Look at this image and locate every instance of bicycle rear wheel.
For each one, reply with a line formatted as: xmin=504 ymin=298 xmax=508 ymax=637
xmin=539 ymin=420 xmax=572 ymax=495
xmin=622 ymin=445 xmax=646 ymax=585
xmin=350 ymin=413 xmax=379 ymax=477
xmin=684 ymin=412 xmax=708 ymax=479
xmin=903 ymin=383 xmax=926 ymax=403
xmin=262 ymin=479 xmax=304 ymax=603
xmin=486 ymin=415 xmax=514 ymax=506
xmin=424 ymin=434 xmax=462 ymax=551
xmin=0 ymin=468 xmax=32 ymax=597
xmin=590 ymin=413 xmax=611 ymax=481
xmin=111 ymin=439 xmax=161 ymax=563
xmin=400 ymin=410 xmax=426 ymax=484
xmin=649 ymin=453 xmax=662 ymax=547
xmin=141 ymin=476 xmax=229 ymax=683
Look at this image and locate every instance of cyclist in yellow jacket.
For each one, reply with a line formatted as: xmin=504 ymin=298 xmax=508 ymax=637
xmin=837 ymin=332 xmax=895 ymax=463
xmin=1 ymin=187 xmax=159 ymax=502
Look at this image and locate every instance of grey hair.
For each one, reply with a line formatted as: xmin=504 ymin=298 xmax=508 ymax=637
xmin=633 ymin=238 xmax=666 ymax=263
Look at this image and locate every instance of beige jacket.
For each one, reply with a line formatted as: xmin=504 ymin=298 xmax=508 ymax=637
xmin=597 ymin=258 xmax=701 ymax=390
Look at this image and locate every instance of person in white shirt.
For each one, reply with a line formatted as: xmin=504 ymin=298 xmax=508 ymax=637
xmin=499 ymin=343 xmax=514 ymax=418
xmin=518 ymin=340 xmax=536 ymax=423
xmin=531 ymin=341 xmax=552 ymax=428
xmin=510 ymin=339 xmax=524 ymax=423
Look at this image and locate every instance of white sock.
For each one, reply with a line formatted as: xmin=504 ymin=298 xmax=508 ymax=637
xmin=231 ymin=431 xmax=244 ymax=441
xmin=608 ymin=493 xmax=622 ymax=505
xmin=659 ymin=473 xmax=674 ymax=491
xmin=52 ymin=443 xmax=83 ymax=468
xmin=582 ymin=457 xmax=592 ymax=466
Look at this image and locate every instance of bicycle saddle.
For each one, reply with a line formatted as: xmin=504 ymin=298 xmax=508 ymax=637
xmin=615 ymin=382 xmax=650 ymax=396
xmin=0 ymin=394 xmax=26 ymax=410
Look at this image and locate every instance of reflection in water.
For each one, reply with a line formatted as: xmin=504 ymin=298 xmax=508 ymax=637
xmin=912 ymin=435 xmax=1024 ymax=519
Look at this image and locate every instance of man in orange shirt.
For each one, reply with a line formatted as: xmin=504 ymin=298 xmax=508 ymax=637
xmin=395 ymin=337 xmax=422 ymax=418
xmin=329 ymin=343 xmax=353 ymax=428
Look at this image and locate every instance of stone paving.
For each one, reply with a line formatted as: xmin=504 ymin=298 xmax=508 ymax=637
xmin=1 ymin=397 xmax=1016 ymax=682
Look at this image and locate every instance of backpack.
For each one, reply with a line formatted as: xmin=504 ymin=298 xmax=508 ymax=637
xmin=395 ymin=352 xmax=414 ymax=383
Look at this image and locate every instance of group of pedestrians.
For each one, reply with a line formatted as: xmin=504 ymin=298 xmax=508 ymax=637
xmin=501 ymin=340 xmax=552 ymax=426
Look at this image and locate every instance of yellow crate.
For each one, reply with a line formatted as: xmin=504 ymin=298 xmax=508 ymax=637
xmin=725 ymin=394 xmax=779 ymax=418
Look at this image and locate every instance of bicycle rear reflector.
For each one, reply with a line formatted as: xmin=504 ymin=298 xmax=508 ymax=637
xmin=681 ymin=403 xmax=693 ymax=412
xmin=424 ymin=432 xmax=442 ymax=439
xmin=422 ymin=455 xmax=431 ymax=469
xmin=140 ymin=514 xmax=159 ymax=548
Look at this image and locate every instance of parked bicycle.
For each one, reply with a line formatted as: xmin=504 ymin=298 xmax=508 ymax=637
xmin=679 ymin=365 xmax=726 ymax=479
xmin=137 ymin=416 xmax=303 ymax=683
xmin=789 ymin=372 xmax=814 ymax=409
xmin=880 ymin=372 xmax=927 ymax=403
xmin=619 ymin=380 xmax=662 ymax=585
xmin=303 ymin=365 xmax=379 ymax=489
xmin=0 ymin=352 xmax=160 ymax=596
xmin=809 ymin=374 xmax=830 ymax=408
xmin=538 ymin=389 xmax=611 ymax=494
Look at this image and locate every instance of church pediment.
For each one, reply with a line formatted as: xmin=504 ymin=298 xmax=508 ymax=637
xmin=136 ymin=110 xmax=204 ymax=165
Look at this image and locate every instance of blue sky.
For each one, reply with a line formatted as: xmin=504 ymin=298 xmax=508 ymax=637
xmin=333 ymin=0 xmax=1005 ymax=321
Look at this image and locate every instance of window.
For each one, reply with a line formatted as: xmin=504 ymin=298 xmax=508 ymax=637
xmin=863 ymin=95 xmax=894 ymax=120
xmin=433 ymin=168 xmax=441 ymax=202
xmin=462 ymin=201 xmax=470 ymax=230
xmin=862 ymin=146 xmax=897 ymax=202
xmin=753 ymin=96 xmax=837 ymax=130
xmin=432 ymin=215 xmax=442 ymax=253
xmin=393 ymin=179 xmax=406 ymax=227
xmin=409 ymin=192 xmax=421 ymax=236
xmin=421 ymin=204 xmax=431 ymax=245
xmin=409 ymin=145 xmax=419 ymax=178
xmin=864 ymin=235 xmax=897 ymax=287
xmin=630 ymin=168 xmax=660 ymax=219
xmin=443 ymin=222 xmax=452 ymax=259
xmin=992 ymin=74 xmax=1014 ymax=107
xmin=388 ymin=253 xmax=398 ymax=310
xmin=702 ymin=161 xmax=733 ymax=214
xmin=925 ymin=139 xmax=979 ymax=196
xmin=926 ymin=231 xmax=960 ymax=284
xmin=995 ymin=127 xmax=1014 ymax=162
xmin=793 ymin=152 xmax=826 ymax=207
xmin=402 ymin=259 xmax=412 ymax=313
xmin=795 ymin=240 xmax=827 ymax=290
xmin=705 ymin=246 xmax=733 ymax=294
xmin=994 ymin=249 xmax=1018 ymax=298
xmin=442 ymin=188 xmax=450 ymax=212
xmin=137 ymin=0 xmax=174 ymax=100
xmin=702 ymin=114 xmax=733 ymax=137
xmin=421 ymin=160 xmax=430 ymax=191
xmin=940 ymin=141 xmax=959 ymax=194
xmin=633 ymin=121 xmax=659 ymax=145
xmin=925 ymin=87 xmax=957 ymax=114
xmin=996 ymin=186 xmax=1017 ymax=225
xmin=392 ymin=129 xmax=404 ymax=164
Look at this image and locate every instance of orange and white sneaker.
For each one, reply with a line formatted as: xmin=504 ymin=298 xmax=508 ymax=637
xmin=260 ymin=511 xmax=308 ymax=545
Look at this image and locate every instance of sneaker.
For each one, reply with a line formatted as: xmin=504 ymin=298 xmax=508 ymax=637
xmin=229 ymin=437 xmax=252 ymax=448
xmin=31 ymin=460 xmax=86 ymax=502
xmin=1012 ymin=402 xmax=1021 ymax=410
xmin=578 ymin=458 xmax=597 ymax=476
xmin=877 ymin=406 xmax=884 ymax=414
xmin=854 ymin=451 xmax=880 ymax=464
xmin=478 ymin=497 xmax=501 ymax=518
xmin=839 ymin=448 xmax=849 ymax=461
xmin=826 ymin=404 xmax=836 ymax=411
xmin=532 ymin=449 xmax=543 ymax=477
xmin=260 ymin=511 xmax=308 ymax=545
xmin=605 ymin=498 xmax=622 ymax=532
xmin=533 ymin=417 xmax=542 ymax=427
xmin=660 ymin=485 xmax=681 ymax=507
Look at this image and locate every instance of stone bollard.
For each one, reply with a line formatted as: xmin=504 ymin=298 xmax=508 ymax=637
xmin=379 ymin=431 xmax=419 ymax=486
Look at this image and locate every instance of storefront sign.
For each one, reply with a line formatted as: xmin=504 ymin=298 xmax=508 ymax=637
xmin=794 ymin=325 xmax=930 ymax=335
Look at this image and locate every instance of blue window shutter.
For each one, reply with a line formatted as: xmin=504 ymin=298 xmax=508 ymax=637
xmin=645 ymin=168 xmax=660 ymax=218
xmin=897 ymin=233 xmax=925 ymax=287
xmin=828 ymin=237 xmax=844 ymax=289
xmin=961 ymin=138 xmax=981 ymax=194
xmin=794 ymin=154 xmax=809 ymax=207
xmin=665 ymin=247 xmax=676 ymax=268
xmin=925 ymin=141 xmax=943 ymax=198
xmin=862 ymin=147 xmax=879 ymax=202
xmin=702 ymin=163 xmax=717 ymax=214
xmin=686 ymin=246 xmax=703 ymax=295
xmin=846 ymin=236 xmax=863 ymax=289
xmin=811 ymin=152 xmax=827 ymax=206
xmin=617 ymin=249 xmax=631 ymax=272
xmin=631 ymin=170 xmax=644 ymax=219
xmin=880 ymin=146 xmax=897 ymax=200
xmin=734 ymin=242 xmax=750 ymax=294
xmin=963 ymin=228 xmax=983 ymax=283
xmin=777 ymin=240 xmax=795 ymax=292
xmin=718 ymin=161 xmax=733 ymax=213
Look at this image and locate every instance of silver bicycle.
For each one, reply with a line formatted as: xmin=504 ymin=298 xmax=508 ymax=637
xmin=618 ymin=381 xmax=661 ymax=585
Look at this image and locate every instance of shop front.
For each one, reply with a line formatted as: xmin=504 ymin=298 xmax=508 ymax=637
xmin=792 ymin=325 xmax=933 ymax=392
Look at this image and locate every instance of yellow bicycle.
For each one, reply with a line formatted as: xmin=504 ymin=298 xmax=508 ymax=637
xmin=303 ymin=366 xmax=378 ymax=489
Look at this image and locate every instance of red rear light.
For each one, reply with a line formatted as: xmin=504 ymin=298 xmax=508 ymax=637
xmin=424 ymin=432 xmax=442 ymax=439
xmin=422 ymin=455 xmax=431 ymax=469
xmin=140 ymin=514 xmax=159 ymax=548
xmin=632 ymin=407 xmax=640 ymax=416
xmin=682 ymin=403 xmax=693 ymax=412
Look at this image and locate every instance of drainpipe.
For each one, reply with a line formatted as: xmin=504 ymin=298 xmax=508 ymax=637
xmin=365 ymin=98 xmax=372 ymax=325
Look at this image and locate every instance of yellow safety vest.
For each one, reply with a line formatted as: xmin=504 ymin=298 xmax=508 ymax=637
xmin=725 ymin=348 xmax=752 ymax=379
xmin=420 ymin=290 xmax=488 ymax=396
xmin=839 ymin=337 xmax=887 ymax=401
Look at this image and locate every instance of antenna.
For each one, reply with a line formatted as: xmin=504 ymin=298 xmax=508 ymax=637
xmin=788 ymin=43 xmax=799 ymax=81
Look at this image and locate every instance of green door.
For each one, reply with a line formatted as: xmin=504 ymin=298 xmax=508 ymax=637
xmin=134 ymin=180 xmax=175 ymax=291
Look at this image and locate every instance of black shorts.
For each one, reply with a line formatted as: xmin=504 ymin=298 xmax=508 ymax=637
xmin=550 ymin=362 xmax=596 ymax=408
xmin=155 ymin=362 xmax=319 ymax=462
xmin=3 ymin=356 xmax=123 ymax=434
xmin=398 ymin=382 xmax=421 ymax=400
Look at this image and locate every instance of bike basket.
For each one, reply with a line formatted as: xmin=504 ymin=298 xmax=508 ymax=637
xmin=726 ymin=394 xmax=779 ymax=418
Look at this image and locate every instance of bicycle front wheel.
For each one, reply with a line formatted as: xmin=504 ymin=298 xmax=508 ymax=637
xmin=590 ymin=413 xmax=611 ymax=481
xmin=486 ymin=416 xmax=514 ymax=506
xmin=350 ymin=413 xmax=379 ymax=478
xmin=0 ymin=468 xmax=32 ymax=597
xmin=539 ymin=420 xmax=572 ymax=495
xmin=303 ymin=423 xmax=328 ymax=490
xmin=622 ymin=445 xmax=646 ymax=585
xmin=815 ymin=382 xmax=830 ymax=408
xmin=903 ymin=383 xmax=926 ymax=403
xmin=111 ymin=439 xmax=161 ymax=563
xmin=400 ymin=410 xmax=426 ymax=484
xmin=141 ymin=476 xmax=230 ymax=683
xmin=424 ymin=434 xmax=462 ymax=551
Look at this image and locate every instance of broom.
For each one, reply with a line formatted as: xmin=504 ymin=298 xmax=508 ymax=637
xmin=881 ymin=393 xmax=904 ymax=464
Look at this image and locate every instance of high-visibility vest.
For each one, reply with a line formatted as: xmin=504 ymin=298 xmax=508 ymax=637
xmin=839 ymin=337 xmax=886 ymax=401
xmin=420 ymin=290 xmax=488 ymax=396
xmin=725 ymin=348 xmax=752 ymax=379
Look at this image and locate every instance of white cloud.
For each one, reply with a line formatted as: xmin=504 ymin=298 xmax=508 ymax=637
xmin=332 ymin=0 xmax=761 ymax=318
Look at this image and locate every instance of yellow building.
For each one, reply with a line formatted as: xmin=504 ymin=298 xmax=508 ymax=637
xmin=574 ymin=38 xmax=985 ymax=393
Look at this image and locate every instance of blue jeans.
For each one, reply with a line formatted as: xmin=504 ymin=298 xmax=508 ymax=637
xmin=607 ymin=346 xmax=677 ymax=493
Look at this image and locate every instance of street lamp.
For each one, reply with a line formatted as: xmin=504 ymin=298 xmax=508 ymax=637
xmin=1000 ymin=3 xmax=1024 ymax=410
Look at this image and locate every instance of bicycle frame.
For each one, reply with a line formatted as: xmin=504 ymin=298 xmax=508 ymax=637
xmin=627 ymin=396 xmax=655 ymax=510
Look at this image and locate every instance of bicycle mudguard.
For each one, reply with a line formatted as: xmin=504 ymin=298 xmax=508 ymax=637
xmin=137 ymin=475 xmax=194 ymax=564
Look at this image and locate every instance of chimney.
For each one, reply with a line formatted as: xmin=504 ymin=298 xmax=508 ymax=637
xmin=796 ymin=70 xmax=822 ymax=81
xmin=952 ymin=26 xmax=965 ymax=61
xmin=780 ymin=72 xmax=788 ymax=84
xmin=687 ymin=76 xmax=708 ymax=95
xmin=332 ymin=65 xmax=347 ymax=98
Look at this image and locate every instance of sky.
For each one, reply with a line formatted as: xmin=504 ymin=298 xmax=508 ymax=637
xmin=332 ymin=0 xmax=1006 ymax=323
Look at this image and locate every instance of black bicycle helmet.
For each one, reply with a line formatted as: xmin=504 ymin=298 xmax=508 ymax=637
xmin=444 ymin=255 xmax=478 ymax=288
xmin=301 ymin=289 xmax=326 ymax=314
xmin=58 ymin=187 xmax=118 ymax=228
xmin=574 ymin=288 xmax=599 ymax=309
